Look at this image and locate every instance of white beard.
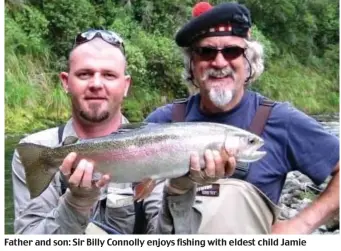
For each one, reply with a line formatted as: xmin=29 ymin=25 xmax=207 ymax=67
xmin=208 ymin=87 xmax=234 ymax=109
xmin=199 ymin=67 xmax=236 ymax=109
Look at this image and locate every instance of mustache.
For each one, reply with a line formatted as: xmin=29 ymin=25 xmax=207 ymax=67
xmin=201 ymin=67 xmax=235 ymax=81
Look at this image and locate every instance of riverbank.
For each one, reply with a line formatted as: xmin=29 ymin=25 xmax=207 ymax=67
xmin=279 ymin=171 xmax=339 ymax=235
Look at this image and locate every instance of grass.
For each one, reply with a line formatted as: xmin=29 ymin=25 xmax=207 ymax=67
xmin=5 ymin=50 xmax=71 ymax=134
xmin=252 ymin=54 xmax=339 ymax=115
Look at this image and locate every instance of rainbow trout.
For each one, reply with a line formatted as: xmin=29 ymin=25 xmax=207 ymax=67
xmin=16 ymin=122 xmax=266 ymax=199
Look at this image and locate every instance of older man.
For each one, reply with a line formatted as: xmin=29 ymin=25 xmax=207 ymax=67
xmin=12 ymin=29 xmax=235 ymax=234
xmin=146 ymin=2 xmax=339 ymax=234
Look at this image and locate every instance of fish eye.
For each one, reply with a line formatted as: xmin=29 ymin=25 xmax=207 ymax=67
xmin=248 ymin=137 xmax=256 ymax=144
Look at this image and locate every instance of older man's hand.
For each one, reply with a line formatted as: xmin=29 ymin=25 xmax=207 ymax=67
xmin=166 ymin=149 xmax=236 ymax=195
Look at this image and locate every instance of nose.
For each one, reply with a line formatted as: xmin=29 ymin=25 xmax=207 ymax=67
xmin=89 ymin=72 xmax=103 ymax=89
xmin=211 ymin=51 xmax=229 ymax=68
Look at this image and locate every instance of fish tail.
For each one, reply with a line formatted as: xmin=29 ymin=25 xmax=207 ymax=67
xmin=16 ymin=142 xmax=58 ymax=199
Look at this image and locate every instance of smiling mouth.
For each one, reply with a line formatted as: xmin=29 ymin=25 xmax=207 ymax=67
xmin=209 ymin=75 xmax=233 ymax=80
xmin=84 ymin=97 xmax=107 ymax=101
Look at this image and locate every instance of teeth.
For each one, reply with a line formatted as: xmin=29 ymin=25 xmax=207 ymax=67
xmin=207 ymin=68 xmax=234 ymax=79
xmin=211 ymin=74 xmax=228 ymax=78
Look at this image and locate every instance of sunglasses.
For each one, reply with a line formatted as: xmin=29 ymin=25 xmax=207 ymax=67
xmin=73 ymin=29 xmax=125 ymax=54
xmin=192 ymin=46 xmax=246 ymax=61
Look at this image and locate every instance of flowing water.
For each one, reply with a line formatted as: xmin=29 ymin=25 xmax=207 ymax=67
xmin=4 ymin=115 xmax=339 ymax=234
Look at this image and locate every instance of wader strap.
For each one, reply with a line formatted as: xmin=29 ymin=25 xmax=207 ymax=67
xmin=133 ymin=199 xmax=146 ymax=234
xmin=231 ymin=99 xmax=275 ymax=180
xmin=171 ymin=98 xmax=275 ymax=129
xmin=58 ymin=124 xmax=68 ymax=195
xmin=171 ymin=98 xmax=188 ymax=122
xmin=58 ymin=124 xmax=65 ymax=144
xmin=248 ymin=99 xmax=275 ymax=136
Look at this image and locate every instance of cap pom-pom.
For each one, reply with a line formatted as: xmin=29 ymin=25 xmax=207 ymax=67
xmin=192 ymin=2 xmax=212 ymax=17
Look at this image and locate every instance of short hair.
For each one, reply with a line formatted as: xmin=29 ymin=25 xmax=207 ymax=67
xmin=66 ymin=38 xmax=128 ymax=73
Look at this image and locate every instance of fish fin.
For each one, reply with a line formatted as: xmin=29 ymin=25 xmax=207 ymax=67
xmin=133 ymin=178 xmax=156 ymax=201
xmin=16 ymin=143 xmax=58 ymax=199
xmin=206 ymin=142 xmax=222 ymax=149
xmin=119 ymin=122 xmax=148 ymax=130
xmin=62 ymin=136 xmax=79 ymax=145
xmin=205 ymin=142 xmax=226 ymax=155
xmin=115 ymin=122 xmax=154 ymax=134
xmin=224 ymin=134 xmax=241 ymax=153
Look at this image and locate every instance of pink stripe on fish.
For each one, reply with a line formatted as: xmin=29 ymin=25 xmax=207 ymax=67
xmin=77 ymin=142 xmax=178 ymax=163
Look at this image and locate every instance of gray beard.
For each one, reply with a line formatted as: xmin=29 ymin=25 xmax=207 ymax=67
xmin=201 ymin=67 xmax=236 ymax=109
xmin=208 ymin=88 xmax=234 ymax=109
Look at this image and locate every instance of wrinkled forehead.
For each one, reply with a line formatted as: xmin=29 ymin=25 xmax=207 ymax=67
xmin=194 ymin=35 xmax=246 ymax=48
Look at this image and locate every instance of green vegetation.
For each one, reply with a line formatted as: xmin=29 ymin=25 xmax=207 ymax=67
xmin=5 ymin=0 xmax=339 ymax=135
xmin=299 ymin=190 xmax=317 ymax=201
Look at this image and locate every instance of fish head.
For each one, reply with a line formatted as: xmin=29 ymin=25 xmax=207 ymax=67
xmin=223 ymin=130 xmax=266 ymax=163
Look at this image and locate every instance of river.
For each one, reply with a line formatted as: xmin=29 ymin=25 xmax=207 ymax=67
xmin=4 ymin=114 xmax=339 ymax=234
